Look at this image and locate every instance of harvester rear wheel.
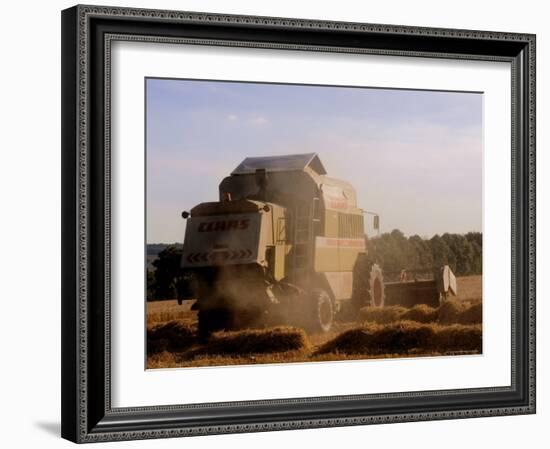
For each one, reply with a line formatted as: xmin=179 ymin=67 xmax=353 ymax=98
xmin=369 ymin=263 xmax=386 ymax=308
xmin=308 ymin=289 xmax=334 ymax=333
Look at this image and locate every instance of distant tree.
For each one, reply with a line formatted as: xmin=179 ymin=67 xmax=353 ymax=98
xmin=376 ymin=229 xmax=408 ymax=272
xmin=150 ymin=245 xmax=183 ymax=300
xmin=440 ymin=233 xmax=459 ymax=272
xmin=465 ymin=232 xmax=483 ymax=273
xmin=147 ymin=244 xmax=198 ymax=301
xmin=409 ymin=234 xmax=434 ymax=269
xmin=465 ymin=231 xmax=482 ymax=248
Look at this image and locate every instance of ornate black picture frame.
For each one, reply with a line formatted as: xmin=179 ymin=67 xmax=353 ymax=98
xmin=61 ymin=4 xmax=536 ymax=443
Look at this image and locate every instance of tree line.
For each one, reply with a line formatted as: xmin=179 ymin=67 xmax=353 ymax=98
xmin=147 ymin=230 xmax=482 ymax=301
xmin=367 ymin=230 xmax=482 ymax=278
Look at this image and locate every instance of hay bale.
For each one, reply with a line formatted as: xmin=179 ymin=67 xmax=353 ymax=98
xmin=147 ymin=320 xmax=196 ymax=353
xmin=457 ymin=302 xmax=482 ymax=324
xmin=316 ymin=321 xmax=435 ymax=355
xmin=359 ymin=306 xmax=408 ymax=324
xmin=205 ymin=327 xmax=309 ymax=355
xmin=438 ymin=299 xmax=467 ymax=324
xmin=370 ymin=321 xmax=436 ymax=353
xmin=433 ymin=324 xmax=482 ymax=352
xmin=316 ymin=322 xmax=481 ymax=355
xmin=359 ymin=300 xmax=482 ymax=326
xmin=401 ymin=304 xmax=438 ymax=323
xmin=315 ymin=327 xmax=375 ymax=355
xmin=437 ymin=299 xmax=482 ymax=325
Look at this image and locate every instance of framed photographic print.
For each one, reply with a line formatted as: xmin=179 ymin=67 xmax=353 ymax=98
xmin=61 ymin=4 xmax=536 ymax=443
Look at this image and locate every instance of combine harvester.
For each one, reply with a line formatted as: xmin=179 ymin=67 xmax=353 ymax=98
xmin=179 ymin=153 xmax=457 ymax=339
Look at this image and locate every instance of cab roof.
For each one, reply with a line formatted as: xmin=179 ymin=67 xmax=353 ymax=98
xmin=231 ymin=153 xmax=327 ymax=175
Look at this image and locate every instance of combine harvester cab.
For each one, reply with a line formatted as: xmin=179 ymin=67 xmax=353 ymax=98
xmin=180 ymin=153 xmax=457 ymax=339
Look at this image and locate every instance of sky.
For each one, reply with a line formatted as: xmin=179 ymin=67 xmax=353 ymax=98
xmin=146 ymin=78 xmax=482 ymax=244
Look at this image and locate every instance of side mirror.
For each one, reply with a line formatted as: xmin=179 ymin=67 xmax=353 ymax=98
xmin=373 ymin=215 xmax=380 ymax=230
xmin=181 ymin=211 xmax=190 ymax=219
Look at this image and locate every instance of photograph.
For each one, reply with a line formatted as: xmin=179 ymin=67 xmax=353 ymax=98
xmin=58 ymin=4 xmax=536 ymax=443
xmin=145 ymin=78 xmax=484 ymax=369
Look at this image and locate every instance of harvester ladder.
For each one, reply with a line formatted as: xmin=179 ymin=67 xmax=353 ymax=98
xmin=292 ymin=198 xmax=320 ymax=282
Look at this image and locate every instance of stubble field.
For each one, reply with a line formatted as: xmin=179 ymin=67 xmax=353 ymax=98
xmin=146 ymin=275 xmax=482 ymax=369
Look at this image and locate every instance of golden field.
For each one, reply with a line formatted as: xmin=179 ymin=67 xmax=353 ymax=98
xmin=146 ymin=275 xmax=482 ymax=369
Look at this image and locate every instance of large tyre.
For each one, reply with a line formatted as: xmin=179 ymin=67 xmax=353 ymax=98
xmin=307 ymin=289 xmax=334 ymax=333
xmin=369 ymin=263 xmax=385 ymax=307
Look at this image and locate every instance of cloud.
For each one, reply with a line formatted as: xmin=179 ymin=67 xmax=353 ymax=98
xmin=250 ymin=116 xmax=268 ymax=125
xmin=227 ymin=114 xmax=238 ymax=122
